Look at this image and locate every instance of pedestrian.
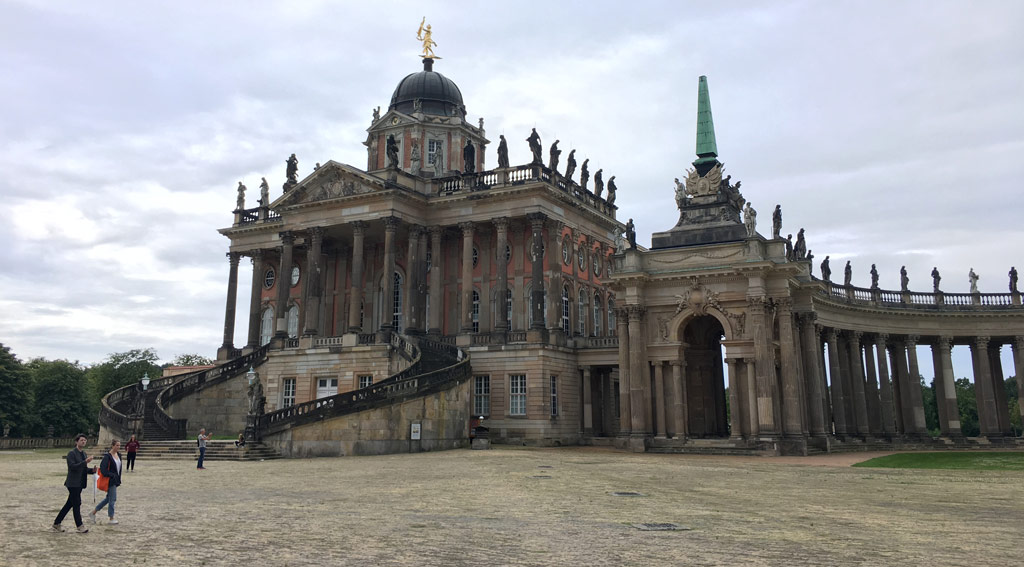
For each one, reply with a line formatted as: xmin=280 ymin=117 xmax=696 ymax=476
xmin=89 ymin=439 xmax=123 ymax=525
xmin=52 ymin=433 xmax=95 ymax=534
xmin=197 ymin=428 xmax=211 ymax=470
xmin=125 ymin=434 xmax=140 ymax=471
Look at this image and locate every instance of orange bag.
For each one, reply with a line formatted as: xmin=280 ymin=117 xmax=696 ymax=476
xmin=97 ymin=470 xmax=109 ymax=492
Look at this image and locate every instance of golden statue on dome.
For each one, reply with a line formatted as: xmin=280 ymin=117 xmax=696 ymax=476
xmin=417 ymin=17 xmax=440 ymax=59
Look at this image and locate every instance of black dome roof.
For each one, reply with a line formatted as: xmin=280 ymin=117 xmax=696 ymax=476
xmin=388 ymin=59 xmax=465 ymax=117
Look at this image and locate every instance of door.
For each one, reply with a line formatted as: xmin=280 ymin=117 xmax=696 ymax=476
xmin=316 ymin=378 xmax=338 ymax=400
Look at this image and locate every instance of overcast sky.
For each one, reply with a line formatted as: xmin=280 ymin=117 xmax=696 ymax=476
xmin=1 ymin=0 xmax=1021 ymax=377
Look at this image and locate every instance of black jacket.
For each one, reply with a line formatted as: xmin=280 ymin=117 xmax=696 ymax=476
xmin=64 ymin=448 xmax=94 ymax=489
xmin=98 ymin=452 xmax=122 ymax=488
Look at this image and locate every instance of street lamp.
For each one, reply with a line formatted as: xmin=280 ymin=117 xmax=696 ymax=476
xmin=141 ymin=372 xmax=150 ymax=391
xmin=246 ymin=366 xmax=257 ymax=385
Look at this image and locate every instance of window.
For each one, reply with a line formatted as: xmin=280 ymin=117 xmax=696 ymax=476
xmin=506 ymin=288 xmax=513 ymax=326
xmin=561 ymin=240 xmax=571 ymax=265
xmin=428 ymin=139 xmax=443 ymax=165
xmin=577 ymin=245 xmax=586 ymax=271
xmin=472 ymin=290 xmax=480 ymax=333
xmin=286 ymin=305 xmax=299 ymax=338
xmin=509 ymin=375 xmax=526 ymax=416
xmin=527 ymin=285 xmax=546 ymax=328
xmin=282 ymin=378 xmax=296 ymax=408
xmin=424 ymin=290 xmax=430 ymax=328
xmin=593 ymin=293 xmax=603 ymax=336
xmin=263 ymin=267 xmax=276 ymax=289
xmin=472 ymin=246 xmax=479 ymax=267
xmin=505 ymin=243 xmax=512 ymax=263
xmin=358 ymin=375 xmax=373 ymax=389
xmin=260 ymin=307 xmax=274 ymax=346
xmin=561 ymin=286 xmax=570 ymax=331
xmin=550 ymin=375 xmax=558 ymax=417
xmin=608 ymin=297 xmax=616 ymax=336
xmin=473 ymin=375 xmax=490 ymax=416
xmin=426 ymin=247 xmax=432 ymax=271
xmin=316 ymin=378 xmax=338 ymax=400
xmin=592 ymin=251 xmax=602 ymax=276
xmin=577 ymin=290 xmax=586 ymax=336
xmin=392 ymin=272 xmax=403 ymax=332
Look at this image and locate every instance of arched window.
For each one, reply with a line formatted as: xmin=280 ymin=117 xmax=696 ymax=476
xmin=260 ymin=306 xmax=274 ymax=345
xmin=608 ymin=297 xmax=616 ymax=336
xmin=527 ymin=284 xmax=547 ymax=328
xmin=472 ymin=289 xmax=480 ymax=333
xmin=577 ymin=289 xmax=586 ymax=336
xmin=593 ymin=293 xmax=603 ymax=336
xmin=506 ymin=288 xmax=513 ymax=328
xmin=286 ymin=305 xmax=299 ymax=338
xmin=561 ymin=285 xmax=571 ymax=331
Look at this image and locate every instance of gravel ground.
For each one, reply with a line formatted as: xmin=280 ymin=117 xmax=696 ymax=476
xmin=2 ymin=446 xmax=1021 ymax=566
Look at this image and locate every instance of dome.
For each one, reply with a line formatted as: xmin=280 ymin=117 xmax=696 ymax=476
xmin=388 ymin=59 xmax=465 ymax=117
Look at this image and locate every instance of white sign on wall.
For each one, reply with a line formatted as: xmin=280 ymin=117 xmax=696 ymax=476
xmin=411 ymin=423 xmax=421 ymax=440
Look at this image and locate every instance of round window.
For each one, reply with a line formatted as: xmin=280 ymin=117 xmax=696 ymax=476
xmin=263 ymin=267 xmax=276 ymax=289
xmin=290 ymin=266 xmax=300 ymax=286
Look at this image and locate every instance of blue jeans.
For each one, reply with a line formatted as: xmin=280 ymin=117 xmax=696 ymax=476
xmin=94 ymin=484 xmax=117 ymax=518
xmin=198 ymin=446 xmax=206 ymax=468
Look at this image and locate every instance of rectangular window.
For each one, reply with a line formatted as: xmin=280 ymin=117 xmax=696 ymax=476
xmin=282 ymin=378 xmax=296 ymax=408
xmin=428 ymin=139 xmax=443 ymax=165
xmin=473 ymin=375 xmax=490 ymax=416
xmin=509 ymin=374 xmax=526 ymax=416
xmin=550 ymin=375 xmax=558 ymax=417
xmin=358 ymin=375 xmax=373 ymax=389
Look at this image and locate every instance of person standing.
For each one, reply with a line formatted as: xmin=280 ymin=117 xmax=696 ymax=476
xmin=89 ymin=440 xmax=123 ymax=525
xmin=124 ymin=435 xmax=140 ymax=472
xmin=197 ymin=429 xmax=211 ymax=470
xmin=53 ymin=433 xmax=95 ymax=533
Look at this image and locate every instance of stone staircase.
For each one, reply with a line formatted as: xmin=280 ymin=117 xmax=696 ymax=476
xmin=647 ymin=437 xmax=777 ymax=456
xmin=134 ymin=440 xmax=282 ymax=461
xmin=141 ymin=390 xmax=178 ymax=441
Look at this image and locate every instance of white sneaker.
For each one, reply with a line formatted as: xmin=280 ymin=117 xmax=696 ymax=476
xmin=51 ymin=524 xmax=65 ymax=532
xmin=76 ymin=525 xmax=89 ymax=534
xmin=88 ymin=511 xmax=97 ymax=524
xmin=108 ymin=518 xmax=119 ymax=525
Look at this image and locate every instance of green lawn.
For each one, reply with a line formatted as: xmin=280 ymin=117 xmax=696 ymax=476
xmin=853 ymin=452 xmax=1024 ymax=470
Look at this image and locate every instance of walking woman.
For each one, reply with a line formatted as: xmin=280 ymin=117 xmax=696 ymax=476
xmin=52 ymin=433 xmax=95 ymax=533
xmin=125 ymin=435 xmax=140 ymax=471
xmin=90 ymin=440 xmax=123 ymax=525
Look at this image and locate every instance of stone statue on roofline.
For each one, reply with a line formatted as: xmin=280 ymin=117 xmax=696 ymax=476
xmin=606 ymin=176 xmax=617 ymax=205
xmin=564 ymin=149 xmax=577 ymax=181
xmin=844 ymin=261 xmax=852 ymax=286
xmin=743 ymin=202 xmax=757 ymax=237
xmin=580 ymin=159 xmax=590 ymax=191
xmin=236 ymin=182 xmax=246 ymax=211
xmin=386 ymin=135 xmax=399 ymax=169
xmin=594 ymin=169 xmax=604 ymax=199
xmin=463 ymin=139 xmax=475 ymax=174
xmin=285 ymin=153 xmax=299 ymax=185
xmin=526 ymin=128 xmax=542 ymax=165
xmin=794 ymin=228 xmax=807 ymax=259
xmin=806 ymin=250 xmax=815 ymax=273
xmin=497 ymin=135 xmax=509 ymax=168
xmin=870 ymin=264 xmax=879 ymax=289
xmin=969 ymin=268 xmax=979 ymax=294
xmin=675 ymin=178 xmax=687 ymax=210
xmin=372 ymin=106 xmax=380 ymax=121
xmin=785 ymin=234 xmax=794 ymax=261
xmin=772 ymin=205 xmax=782 ymax=240
xmin=931 ymin=267 xmax=941 ymax=292
xmin=821 ymin=256 xmax=831 ymax=281
xmin=1010 ymin=266 xmax=1019 ymax=293
xmin=259 ymin=177 xmax=270 ymax=207
xmin=900 ymin=266 xmax=909 ymax=292
xmin=548 ymin=140 xmax=561 ymax=172
xmin=625 ymin=218 xmax=636 ymax=249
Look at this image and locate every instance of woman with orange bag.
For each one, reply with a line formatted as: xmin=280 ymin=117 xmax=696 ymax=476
xmin=89 ymin=440 xmax=123 ymax=525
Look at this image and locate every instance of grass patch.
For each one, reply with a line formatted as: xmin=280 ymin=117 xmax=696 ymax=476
xmin=853 ymin=452 xmax=1024 ymax=471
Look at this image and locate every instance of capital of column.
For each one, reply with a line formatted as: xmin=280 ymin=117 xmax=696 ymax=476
xmin=747 ymin=295 xmax=767 ymax=313
xmin=827 ymin=328 xmax=840 ymax=342
xmin=351 ymin=220 xmax=367 ymax=237
xmin=773 ymin=296 xmax=793 ymax=312
xmin=248 ymin=249 xmax=264 ymax=265
xmin=408 ymin=224 xmax=424 ymax=240
xmin=670 ymin=360 xmax=685 ymax=367
xmin=492 ymin=217 xmax=510 ymax=232
xmin=905 ymin=334 xmax=920 ymax=348
xmin=458 ymin=221 xmax=475 ymax=235
xmin=226 ymin=251 xmax=241 ymax=265
xmin=813 ymin=322 xmax=824 ymax=339
xmin=937 ymin=335 xmax=953 ymax=351
xmin=279 ymin=231 xmax=295 ymax=245
xmin=849 ymin=330 xmax=863 ymax=344
xmin=384 ymin=216 xmax=401 ymax=232
xmin=307 ymin=226 xmax=324 ymax=243
xmin=974 ymin=336 xmax=990 ymax=349
xmin=626 ymin=304 xmax=646 ymax=321
xmin=526 ymin=212 xmax=547 ymax=228
xmin=1015 ymin=336 xmax=1024 ymax=351
xmin=875 ymin=333 xmax=889 ymax=346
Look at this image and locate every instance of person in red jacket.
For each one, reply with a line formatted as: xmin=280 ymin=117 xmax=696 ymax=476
xmin=124 ymin=435 xmax=140 ymax=471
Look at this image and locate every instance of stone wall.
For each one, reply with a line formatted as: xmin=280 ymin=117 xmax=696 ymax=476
xmin=262 ymin=376 xmax=472 ymax=457
xmin=166 ymin=372 xmax=249 ymax=438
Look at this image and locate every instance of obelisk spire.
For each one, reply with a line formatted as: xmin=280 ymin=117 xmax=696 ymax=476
xmin=693 ymin=75 xmax=719 ymax=174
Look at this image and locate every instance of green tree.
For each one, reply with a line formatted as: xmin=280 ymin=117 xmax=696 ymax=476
xmin=26 ymin=358 xmax=93 ymax=437
xmin=921 ymin=376 xmax=939 ymax=436
xmin=1006 ymin=376 xmax=1020 ymax=437
xmin=955 ymin=377 xmax=979 ymax=437
xmin=169 ymin=353 xmax=214 ymax=366
xmin=86 ymin=348 xmax=162 ymax=411
xmin=0 ymin=344 xmax=33 ymax=437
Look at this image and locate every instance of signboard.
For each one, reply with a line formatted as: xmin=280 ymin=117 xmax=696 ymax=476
xmin=411 ymin=423 xmax=421 ymax=440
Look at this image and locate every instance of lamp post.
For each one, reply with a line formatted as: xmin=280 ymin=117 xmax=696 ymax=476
xmin=244 ymin=366 xmax=260 ymax=442
xmin=141 ymin=372 xmax=150 ymax=391
xmin=246 ymin=366 xmax=256 ymax=386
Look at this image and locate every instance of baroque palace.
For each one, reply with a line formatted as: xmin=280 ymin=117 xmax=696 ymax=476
xmin=99 ymin=39 xmax=1024 ymax=457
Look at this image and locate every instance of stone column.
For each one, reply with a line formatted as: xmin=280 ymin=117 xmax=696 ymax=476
xmin=494 ymin=217 xmax=510 ymax=334
xmin=890 ymin=341 xmax=909 ymax=434
xmin=745 ymin=358 xmax=759 ymax=438
xmin=989 ymin=343 xmax=1011 ymax=436
xmin=602 ymin=369 xmax=615 ymax=436
xmin=727 ymin=358 xmax=742 ymax=439
xmin=653 ymin=362 xmax=667 ymax=438
xmin=380 ymin=217 xmax=399 ymax=334
xmin=459 ymin=221 xmax=475 ymax=333
xmin=404 ymin=225 xmax=423 ymax=334
xmin=748 ymin=296 xmax=780 ymax=436
xmin=825 ymin=329 xmax=849 ymax=436
xmin=546 ymin=220 xmax=564 ymax=335
xmin=848 ymin=331 xmax=870 ymax=437
xmin=935 ymin=336 xmax=961 ymax=437
xmin=776 ymin=298 xmax=803 ymax=437
xmin=581 ymin=366 xmax=593 ymax=435
xmin=347 ymin=221 xmax=366 ymax=333
xmin=1014 ymin=337 xmax=1024 ymax=431
xmin=836 ymin=333 xmax=855 ymax=432
xmin=971 ymin=336 xmax=999 ymax=437
xmin=221 ymin=251 xmax=241 ymax=351
xmin=303 ymin=227 xmax=324 ymax=336
xmin=904 ymin=335 xmax=928 ymax=435
xmin=627 ymin=305 xmax=650 ymax=437
xmin=275 ymin=231 xmax=295 ymax=337
xmin=874 ymin=334 xmax=895 ymax=437
xmin=799 ymin=315 xmax=826 ymax=436
xmin=616 ymin=308 xmax=631 ymax=436
xmin=428 ymin=226 xmax=443 ymax=335
xmin=528 ymin=213 xmax=546 ymax=332
xmin=862 ymin=339 xmax=882 ymax=437
xmin=246 ymin=250 xmax=264 ymax=348
xmin=671 ymin=360 xmax=687 ymax=439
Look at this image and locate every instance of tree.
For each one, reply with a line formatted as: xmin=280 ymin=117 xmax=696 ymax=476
xmin=920 ymin=377 xmax=940 ymax=436
xmin=86 ymin=348 xmax=162 ymax=411
xmin=955 ymin=377 xmax=979 ymax=437
xmin=1006 ymin=376 xmax=1020 ymax=437
xmin=169 ymin=353 xmax=214 ymax=367
xmin=26 ymin=359 xmax=93 ymax=437
xmin=0 ymin=344 xmax=32 ymax=437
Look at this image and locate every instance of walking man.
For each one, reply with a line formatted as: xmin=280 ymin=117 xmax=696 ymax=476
xmin=197 ymin=428 xmax=211 ymax=470
xmin=53 ymin=433 xmax=95 ymax=533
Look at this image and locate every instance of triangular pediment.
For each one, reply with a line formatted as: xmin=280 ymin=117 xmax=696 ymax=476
xmin=272 ymin=161 xmax=386 ymax=208
xmin=369 ymin=109 xmax=415 ymax=131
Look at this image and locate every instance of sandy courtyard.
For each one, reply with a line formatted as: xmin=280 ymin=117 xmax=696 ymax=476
xmin=2 ymin=446 xmax=1021 ymax=566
